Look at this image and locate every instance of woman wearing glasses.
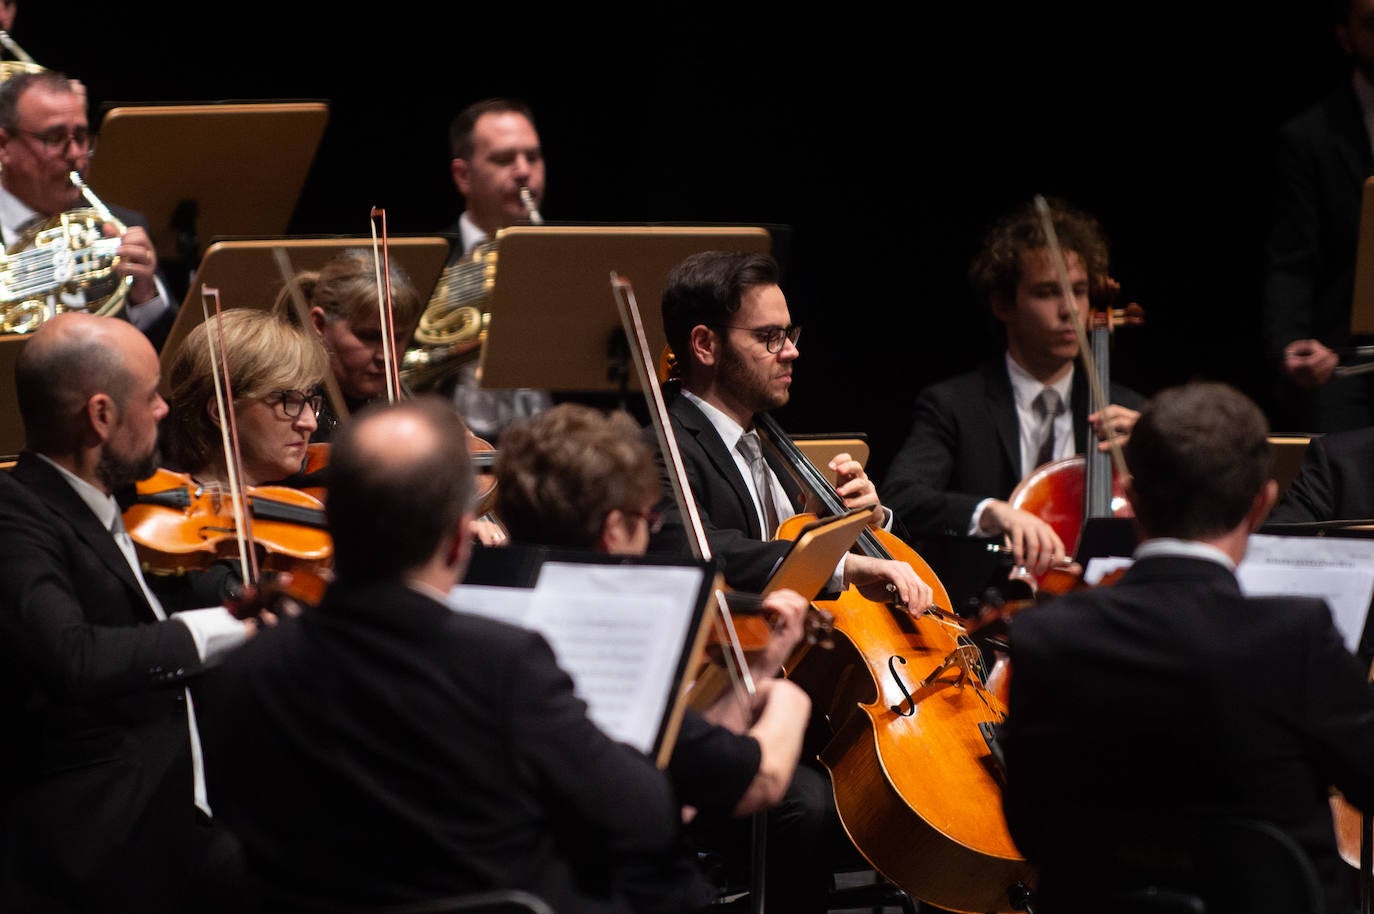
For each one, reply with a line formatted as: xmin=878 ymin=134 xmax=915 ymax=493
xmin=163 ymin=307 xmax=330 ymax=490
xmin=135 ymin=308 xmax=331 ymax=609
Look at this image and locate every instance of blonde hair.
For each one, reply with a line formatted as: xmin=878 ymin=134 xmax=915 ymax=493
xmin=166 ymin=308 xmax=330 ymax=473
xmin=273 ymin=248 xmax=423 ymax=331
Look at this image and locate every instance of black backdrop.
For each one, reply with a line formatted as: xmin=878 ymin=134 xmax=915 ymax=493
xmin=11 ymin=1 xmax=1349 ymax=485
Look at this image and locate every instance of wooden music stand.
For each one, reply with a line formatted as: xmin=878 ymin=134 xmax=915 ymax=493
xmin=475 ymin=225 xmax=773 ymax=392
xmin=0 ymin=334 xmax=26 ymax=461
xmin=156 ymin=235 xmax=451 ymax=397
xmin=85 ymin=102 xmax=330 ymax=281
xmin=791 ymin=434 xmax=870 ymax=487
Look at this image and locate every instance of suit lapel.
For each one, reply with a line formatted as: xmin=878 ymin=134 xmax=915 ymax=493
xmin=669 ymin=394 xmax=763 ymax=539
xmin=983 ymin=361 xmax=1022 ymax=477
xmin=13 ymin=454 xmax=160 ymax=619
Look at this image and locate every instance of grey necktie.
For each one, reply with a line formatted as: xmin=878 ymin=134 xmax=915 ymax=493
xmin=737 ymin=430 xmax=780 ymax=537
xmin=1033 ymin=387 xmax=1064 ymax=468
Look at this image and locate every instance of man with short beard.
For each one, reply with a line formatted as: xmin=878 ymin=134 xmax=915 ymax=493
xmin=0 ymin=312 xmax=259 ymax=913
xmin=647 ymin=250 xmax=931 ymax=914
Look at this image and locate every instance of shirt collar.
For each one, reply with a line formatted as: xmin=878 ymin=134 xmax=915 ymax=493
xmin=0 ymin=185 xmax=42 ymax=248
xmin=34 ymin=452 xmax=119 ymax=532
xmin=1005 ymin=353 xmax=1073 ymax=411
xmin=458 ymin=212 xmax=488 ymax=257
xmin=1133 ymin=537 xmax=1236 ymax=573
xmin=682 ymin=388 xmax=748 ymax=452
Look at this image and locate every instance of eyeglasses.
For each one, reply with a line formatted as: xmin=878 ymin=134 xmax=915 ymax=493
xmin=635 ymin=508 xmax=666 ymax=535
xmin=715 ymin=323 xmax=802 ymax=354
xmin=14 ymin=126 xmax=92 ymax=154
xmin=264 ymin=389 xmax=324 ymax=420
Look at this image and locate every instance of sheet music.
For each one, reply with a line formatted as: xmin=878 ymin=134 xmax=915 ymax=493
xmin=1237 ymin=534 xmax=1374 ymax=655
xmin=449 ymin=561 xmax=706 ymax=755
xmin=1083 ymin=534 xmax=1374 ymax=655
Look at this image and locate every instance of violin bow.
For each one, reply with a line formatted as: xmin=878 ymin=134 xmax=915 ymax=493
xmin=200 ymin=285 xmax=260 ymax=587
xmin=610 ymin=271 xmax=757 ymax=711
xmin=369 ymin=207 xmax=403 ymax=404
xmin=272 ymin=247 xmax=350 ymax=426
xmin=1033 ymin=195 xmax=1129 ymax=481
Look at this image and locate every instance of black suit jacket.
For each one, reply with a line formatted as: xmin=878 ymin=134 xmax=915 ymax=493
xmin=1262 ymin=81 xmax=1374 ymax=431
xmin=1266 ymin=426 xmax=1374 ymax=525
xmin=879 ymin=358 xmax=1143 ymax=539
xmin=647 ymin=388 xmax=809 ymax=594
xmin=1002 ymin=554 xmax=1374 ymax=914
xmin=0 ymin=452 xmax=207 ymax=912
xmin=194 ymin=579 xmax=707 ymax=914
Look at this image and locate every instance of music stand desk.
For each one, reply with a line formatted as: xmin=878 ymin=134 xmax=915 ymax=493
xmin=477 ymin=225 xmax=772 ymax=393
xmin=158 ymin=235 xmax=451 ymax=396
xmin=87 ymin=101 xmax=330 ymax=264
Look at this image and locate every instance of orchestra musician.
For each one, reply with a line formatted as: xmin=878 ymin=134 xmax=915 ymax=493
xmin=879 ymin=197 xmax=1144 ymax=578
xmin=439 ymin=97 xmax=553 ymax=441
xmin=146 ymin=306 xmax=331 ymax=611
xmin=1266 ymin=424 xmax=1374 ymax=526
xmin=1000 ymin=381 xmax=1374 ymax=914
xmin=492 ymin=402 xmax=814 ymax=821
xmin=271 ymin=247 xmax=423 ymax=442
xmin=193 ymin=396 xmax=711 ymax=914
xmin=0 ymin=71 xmax=175 ymax=347
xmin=646 ymin=249 xmax=931 ymax=914
xmin=0 ymin=312 xmax=259 ymax=913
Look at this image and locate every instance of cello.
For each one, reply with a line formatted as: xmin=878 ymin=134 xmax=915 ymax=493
xmin=650 ymin=286 xmax=1035 ymax=911
xmin=750 ymin=412 xmax=1036 ymax=914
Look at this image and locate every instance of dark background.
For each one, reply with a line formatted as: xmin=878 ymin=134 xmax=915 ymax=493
xmin=11 ymin=2 xmax=1350 ymax=486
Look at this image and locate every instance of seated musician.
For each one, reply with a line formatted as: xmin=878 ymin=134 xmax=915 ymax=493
xmin=1000 ymin=381 xmax=1374 ymax=914
xmin=645 ymin=249 xmax=928 ymax=914
xmin=493 ymin=402 xmax=813 ymax=819
xmin=193 ymin=396 xmax=712 ymax=914
xmin=879 ymin=197 xmax=1144 ymax=578
xmin=151 ymin=307 xmax=330 ymax=606
xmin=1264 ymin=425 xmax=1374 ymax=525
xmin=271 ymin=247 xmax=424 ymax=441
xmin=648 ymin=249 xmax=929 ymax=608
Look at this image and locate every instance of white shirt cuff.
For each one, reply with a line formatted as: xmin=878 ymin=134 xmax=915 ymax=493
xmin=175 ymin=607 xmax=249 ymax=664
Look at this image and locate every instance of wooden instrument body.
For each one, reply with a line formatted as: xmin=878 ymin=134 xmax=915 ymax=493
xmin=802 ymin=529 xmax=1035 ymax=913
xmin=757 ymin=408 xmax=1035 ymax=912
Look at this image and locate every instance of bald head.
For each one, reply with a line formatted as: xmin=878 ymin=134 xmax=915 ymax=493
xmin=326 ymin=396 xmax=476 ymax=584
xmin=17 ymin=312 xmax=159 ymax=458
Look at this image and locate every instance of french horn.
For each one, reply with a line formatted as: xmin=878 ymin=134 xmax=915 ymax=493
xmin=0 ymin=171 xmax=133 ymax=334
xmin=0 ymin=31 xmax=44 ymax=82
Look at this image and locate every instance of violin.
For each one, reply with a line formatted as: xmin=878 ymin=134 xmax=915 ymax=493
xmin=124 ymin=467 xmax=332 ymax=607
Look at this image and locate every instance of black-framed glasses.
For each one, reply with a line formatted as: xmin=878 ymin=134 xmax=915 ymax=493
xmin=264 ymin=389 xmax=324 ymax=420
xmin=715 ymin=323 xmax=802 ymax=354
xmin=14 ymin=126 xmax=92 ymax=154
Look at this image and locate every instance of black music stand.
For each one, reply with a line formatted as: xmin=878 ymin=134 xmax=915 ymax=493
xmin=156 ymin=235 xmax=451 ymax=397
xmin=86 ymin=101 xmax=330 ymax=298
xmin=474 ymin=225 xmax=772 ymax=395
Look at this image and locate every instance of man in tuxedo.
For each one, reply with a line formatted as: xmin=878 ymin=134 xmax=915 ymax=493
xmin=438 ymin=96 xmax=552 ymax=440
xmin=0 ymin=70 xmax=177 ymax=349
xmin=645 ymin=249 xmax=931 ymax=914
xmin=1261 ymin=0 xmax=1374 ymax=433
xmin=1001 ymin=381 xmax=1374 ymax=914
xmin=195 ymin=397 xmax=707 ymax=914
xmin=0 ymin=312 xmax=257 ymax=912
xmin=648 ymin=248 xmax=928 ymax=607
xmin=880 ymin=197 xmax=1143 ymax=578
xmin=1265 ymin=425 xmax=1374 ymax=524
